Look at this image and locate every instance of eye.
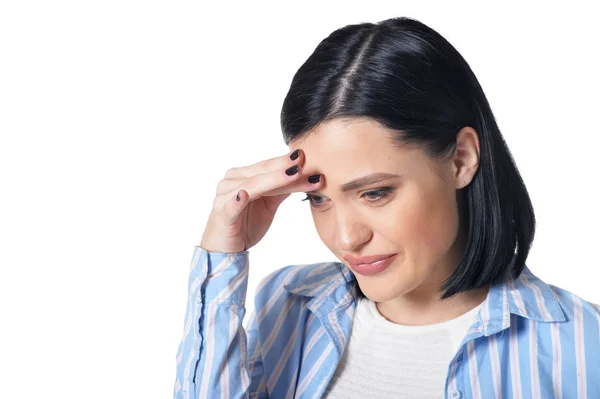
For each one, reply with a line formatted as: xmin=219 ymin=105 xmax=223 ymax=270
xmin=301 ymin=187 xmax=394 ymax=208
xmin=301 ymin=194 xmax=325 ymax=206
xmin=363 ymin=187 xmax=393 ymax=201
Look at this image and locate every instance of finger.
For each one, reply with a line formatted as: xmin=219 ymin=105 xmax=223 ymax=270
xmin=224 ymin=149 xmax=304 ymax=179
xmin=221 ymin=174 xmax=322 ymax=222
xmin=222 ymin=188 xmax=249 ymax=221
xmin=214 ymin=163 xmax=324 ymax=211
xmin=242 ymin=165 xmax=327 ymax=202
xmin=260 ymin=172 xmax=324 ymax=198
xmin=236 ymin=161 xmax=306 ymax=203
xmin=216 ymin=169 xmax=312 ymax=196
xmin=215 ymin=177 xmax=243 ymax=196
xmin=215 ymin=162 xmax=303 ymax=211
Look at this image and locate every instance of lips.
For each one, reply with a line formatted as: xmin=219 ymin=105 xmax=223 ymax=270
xmin=346 ymin=253 xmax=398 ymax=276
xmin=343 ymin=253 xmax=396 ymax=266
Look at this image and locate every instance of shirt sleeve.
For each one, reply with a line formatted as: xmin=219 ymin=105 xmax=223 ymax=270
xmin=173 ymin=246 xmax=269 ymax=399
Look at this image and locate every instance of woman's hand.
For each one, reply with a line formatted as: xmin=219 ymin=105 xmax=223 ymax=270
xmin=199 ymin=149 xmax=323 ymax=253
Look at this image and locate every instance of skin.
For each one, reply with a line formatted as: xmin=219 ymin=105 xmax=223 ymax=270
xmin=288 ymin=117 xmax=490 ymax=326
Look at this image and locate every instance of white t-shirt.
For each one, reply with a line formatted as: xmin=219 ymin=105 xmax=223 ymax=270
xmin=322 ymin=297 xmax=483 ymax=398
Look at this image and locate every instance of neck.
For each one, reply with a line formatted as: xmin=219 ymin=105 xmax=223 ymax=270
xmin=374 ymin=233 xmax=489 ymax=326
xmin=375 ymin=283 xmax=489 ymax=326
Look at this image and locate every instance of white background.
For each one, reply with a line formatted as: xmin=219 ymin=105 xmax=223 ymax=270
xmin=1 ymin=1 xmax=598 ymax=398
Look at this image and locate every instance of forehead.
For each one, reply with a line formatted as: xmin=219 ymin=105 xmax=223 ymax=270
xmin=288 ymin=117 xmax=411 ymax=176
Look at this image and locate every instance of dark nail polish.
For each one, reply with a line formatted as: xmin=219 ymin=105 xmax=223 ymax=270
xmin=285 ymin=165 xmax=299 ymax=176
xmin=308 ymin=174 xmax=321 ymax=184
xmin=290 ymin=149 xmax=300 ymax=161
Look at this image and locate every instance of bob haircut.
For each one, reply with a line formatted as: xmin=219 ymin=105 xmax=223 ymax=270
xmin=279 ymin=17 xmax=536 ymax=300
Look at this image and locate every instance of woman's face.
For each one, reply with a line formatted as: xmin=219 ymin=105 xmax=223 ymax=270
xmin=288 ymin=117 xmax=479 ymax=303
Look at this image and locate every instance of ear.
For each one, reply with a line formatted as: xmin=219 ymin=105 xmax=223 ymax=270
xmin=453 ymin=127 xmax=480 ymax=189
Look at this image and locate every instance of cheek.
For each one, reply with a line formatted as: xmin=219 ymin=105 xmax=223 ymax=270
xmin=393 ymin=186 xmax=459 ymax=256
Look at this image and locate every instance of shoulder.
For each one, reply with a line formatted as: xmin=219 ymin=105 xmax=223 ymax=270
xmin=516 ymin=267 xmax=599 ymax=326
xmin=547 ymin=283 xmax=600 ymax=323
xmin=546 ymin=283 xmax=600 ymax=358
xmin=546 ymin=283 xmax=600 ymax=378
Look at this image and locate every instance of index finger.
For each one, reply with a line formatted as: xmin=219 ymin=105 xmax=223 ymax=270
xmin=224 ymin=149 xmax=304 ymax=179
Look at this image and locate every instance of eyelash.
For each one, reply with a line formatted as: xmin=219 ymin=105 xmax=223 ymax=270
xmin=301 ymin=187 xmax=394 ymax=208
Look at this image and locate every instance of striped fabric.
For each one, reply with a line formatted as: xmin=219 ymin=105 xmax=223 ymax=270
xmin=174 ymin=246 xmax=600 ymax=399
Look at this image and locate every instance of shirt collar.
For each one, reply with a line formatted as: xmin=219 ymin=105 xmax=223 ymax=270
xmin=283 ymin=261 xmax=566 ymax=333
xmin=479 ymin=265 xmax=566 ymax=335
xmin=283 ymin=261 xmax=355 ymax=297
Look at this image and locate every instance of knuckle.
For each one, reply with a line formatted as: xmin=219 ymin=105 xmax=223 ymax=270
xmin=258 ymin=159 xmax=271 ymax=170
xmin=215 ymin=178 xmax=231 ymax=194
xmin=224 ymin=167 xmax=239 ymax=178
xmin=213 ymin=194 xmax=229 ymax=211
xmin=244 ymin=175 xmax=259 ymax=191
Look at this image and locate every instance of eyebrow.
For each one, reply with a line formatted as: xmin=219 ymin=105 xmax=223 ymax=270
xmin=307 ymin=172 xmax=402 ymax=194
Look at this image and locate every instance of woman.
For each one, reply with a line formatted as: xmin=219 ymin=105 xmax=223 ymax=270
xmin=174 ymin=17 xmax=600 ymax=399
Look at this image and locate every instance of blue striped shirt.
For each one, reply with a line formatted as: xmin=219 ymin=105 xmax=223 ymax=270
xmin=174 ymin=246 xmax=600 ymax=398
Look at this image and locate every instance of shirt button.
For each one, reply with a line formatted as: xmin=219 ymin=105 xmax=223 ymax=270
xmin=451 ymin=391 xmax=461 ymax=399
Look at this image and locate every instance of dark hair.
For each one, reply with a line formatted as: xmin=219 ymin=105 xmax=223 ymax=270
xmin=280 ymin=17 xmax=535 ymax=300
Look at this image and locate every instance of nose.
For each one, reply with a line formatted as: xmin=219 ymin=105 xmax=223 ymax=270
xmin=334 ymin=208 xmax=372 ymax=253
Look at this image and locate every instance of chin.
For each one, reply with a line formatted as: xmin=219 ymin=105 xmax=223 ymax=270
xmin=359 ymin=284 xmax=405 ymax=303
xmin=357 ymin=271 xmax=420 ymax=303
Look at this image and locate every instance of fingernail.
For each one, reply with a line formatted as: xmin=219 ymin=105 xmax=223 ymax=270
xmin=289 ymin=149 xmax=300 ymax=161
xmin=285 ymin=165 xmax=299 ymax=176
xmin=308 ymin=174 xmax=321 ymax=184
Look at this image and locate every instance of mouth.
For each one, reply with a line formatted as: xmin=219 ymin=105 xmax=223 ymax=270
xmin=346 ymin=253 xmax=398 ymax=276
xmin=343 ymin=253 xmax=397 ymax=266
